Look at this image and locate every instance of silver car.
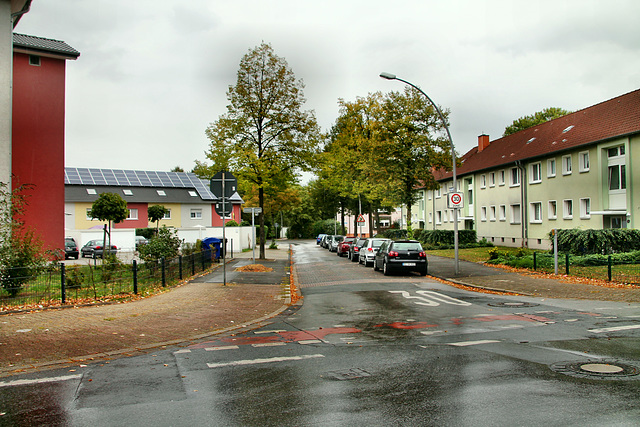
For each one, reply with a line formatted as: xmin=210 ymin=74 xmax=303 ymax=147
xmin=328 ymin=235 xmax=345 ymax=252
xmin=358 ymin=238 xmax=389 ymax=266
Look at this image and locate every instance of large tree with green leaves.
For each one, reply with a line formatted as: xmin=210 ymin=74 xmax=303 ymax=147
xmin=204 ymin=42 xmax=320 ymax=258
xmin=503 ymin=107 xmax=571 ymax=136
xmin=88 ymin=192 xmax=128 ymax=254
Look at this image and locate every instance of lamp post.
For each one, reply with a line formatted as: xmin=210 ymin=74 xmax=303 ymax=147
xmin=379 ymin=72 xmax=459 ymax=274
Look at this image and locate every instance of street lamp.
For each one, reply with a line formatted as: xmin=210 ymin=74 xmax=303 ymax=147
xmin=379 ymin=72 xmax=460 ymax=274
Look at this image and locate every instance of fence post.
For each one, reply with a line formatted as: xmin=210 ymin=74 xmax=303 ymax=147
xmin=533 ymin=252 xmax=537 ymax=271
xmin=179 ymin=255 xmax=183 ymax=280
xmin=133 ymin=260 xmax=138 ymax=294
xmin=60 ymin=263 xmax=66 ymax=305
xmin=565 ymin=253 xmax=570 ymax=275
xmin=161 ymin=257 xmax=166 ymax=287
xmin=191 ymin=253 xmax=195 ymax=275
xmin=201 ymin=250 xmax=205 ymax=272
xmin=608 ymin=255 xmax=612 ymax=281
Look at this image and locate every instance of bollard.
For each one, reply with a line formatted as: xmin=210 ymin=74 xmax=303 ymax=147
xmin=133 ymin=260 xmax=138 ymax=294
xmin=191 ymin=253 xmax=196 ymax=275
xmin=608 ymin=255 xmax=612 ymax=281
xmin=565 ymin=253 xmax=570 ymax=275
xmin=161 ymin=257 xmax=166 ymax=287
xmin=179 ymin=255 xmax=183 ymax=280
xmin=60 ymin=263 xmax=66 ymax=304
xmin=533 ymin=252 xmax=537 ymax=271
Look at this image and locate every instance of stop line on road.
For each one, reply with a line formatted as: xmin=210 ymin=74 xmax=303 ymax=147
xmin=389 ymin=290 xmax=473 ymax=307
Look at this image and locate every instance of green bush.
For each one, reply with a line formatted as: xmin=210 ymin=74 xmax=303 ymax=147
xmin=138 ymin=226 xmax=181 ymax=262
xmin=551 ymin=228 xmax=640 ymax=255
xmin=224 ymin=220 xmax=239 ymax=227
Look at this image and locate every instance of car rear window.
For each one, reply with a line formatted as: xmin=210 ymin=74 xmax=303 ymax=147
xmin=393 ymin=242 xmax=422 ymax=251
xmin=335 ymin=236 xmax=344 ymax=242
xmin=372 ymin=240 xmax=386 ymax=248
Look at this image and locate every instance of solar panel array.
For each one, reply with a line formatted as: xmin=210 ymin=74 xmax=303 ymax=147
xmin=64 ymin=167 xmax=216 ymax=200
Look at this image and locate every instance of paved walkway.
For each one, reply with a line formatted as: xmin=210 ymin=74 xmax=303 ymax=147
xmin=1 ymin=241 xmax=639 ymax=378
xmin=0 ymin=248 xmax=291 ymax=377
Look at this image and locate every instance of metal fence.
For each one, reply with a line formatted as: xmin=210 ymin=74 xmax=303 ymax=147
xmin=532 ymin=252 xmax=640 ymax=284
xmin=0 ymin=250 xmax=215 ymax=311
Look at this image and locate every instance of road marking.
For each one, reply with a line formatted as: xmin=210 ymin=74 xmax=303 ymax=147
xmin=254 ymin=330 xmax=287 ymax=334
xmin=207 ymin=354 xmax=324 ymax=368
xmin=389 ymin=290 xmax=472 ymax=307
xmin=251 ymin=342 xmax=287 ymax=347
xmin=420 ymin=330 xmax=445 ymax=336
xmin=174 ymin=349 xmax=191 ymax=354
xmin=205 ymin=345 xmax=239 ymax=351
xmin=298 ymin=339 xmax=322 ymax=345
xmin=0 ymin=374 xmax=82 ymax=388
xmin=448 ymin=340 xmax=501 ymax=347
xmin=588 ymin=325 xmax=640 ymax=333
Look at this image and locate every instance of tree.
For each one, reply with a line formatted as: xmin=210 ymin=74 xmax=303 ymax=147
xmin=138 ymin=226 xmax=181 ymax=262
xmin=503 ymin=107 xmax=571 ymax=136
xmin=88 ymin=192 xmax=128 ymax=254
xmin=147 ymin=205 xmax=169 ymax=233
xmin=374 ymin=87 xmax=452 ymax=235
xmin=170 ymin=166 xmax=184 ymax=172
xmin=204 ymin=42 xmax=321 ymax=258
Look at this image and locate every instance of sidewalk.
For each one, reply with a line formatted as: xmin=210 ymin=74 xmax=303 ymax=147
xmin=0 ymin=248 xmax=292 ymax=377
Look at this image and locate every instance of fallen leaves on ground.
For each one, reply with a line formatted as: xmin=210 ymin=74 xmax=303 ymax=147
xmin=235 ymin=264 xmax=274 ymax=272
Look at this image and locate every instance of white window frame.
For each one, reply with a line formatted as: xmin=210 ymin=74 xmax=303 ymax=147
xmin=580 ymin=198 xmax=591 ymax=219
xmin=481 ymin=206 xmax=487 ymax=222
xmin=435 ymin=186 xmax=441 ymax=198
xmin=157 ymin=190 xmax=167 ymax=196
xmin=548 ymin=200 xmax=557 ymax=220
xmin=480 ymin=174 xmax=486 ymax=189
xmin=188 ymin=190 xmax=198 ymax=197
xmin=530 ymin=162 xmax=542 ymax=184
xmin=499 ymin=205 xmax=506 ymax=221
xmin=510 ymin=167 xmax=520 ymax=187
xmin=563 ymin=199 xmax=573 ymax=219
xmin=562 ymin=155 xmax=572 ymax=175
xmin=579 ymin=151 xmax=590 ymax=173
xmin=86 ymin=208 xmax=95 ymax=220
xmin=498 ymin=170 xmax=505 ymax=186
xmin=127 ymin=208 xmax=138 ymax=220
xmin=547 ymin=158 xmax=556 ymax=178
xmin=529 ymin=202 xmax=542 ymax=223
xmin=436 ymin=211 xmax=442 ymax=224
xmin=190 ymin=209 xmax=202 ymax=219
xmin=510 ymin=204 xmax=521 ymax=224
xmin=489 ymin=206 xmax=496 ymax=222
xmin=86 ymin=189 xmax=97 ymax=195
xmin=163 ymin=209 xmax=172 ymax=220
xmin=123 ymin=189 xmax=133 ymax=196
xmin=489 ymin=172 xmax=495 ymax=187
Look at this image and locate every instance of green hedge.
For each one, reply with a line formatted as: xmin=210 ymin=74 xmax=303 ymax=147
xmin=551 ymin=228 xmax=640 ymax=255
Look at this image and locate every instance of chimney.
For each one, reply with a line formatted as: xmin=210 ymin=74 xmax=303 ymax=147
xmin=478 ymin=134 xmax=490 ymax=152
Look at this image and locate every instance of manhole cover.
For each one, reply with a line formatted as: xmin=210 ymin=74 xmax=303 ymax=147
xmin=488 ymin=302 xmax=540 ymax=308
xmin=550 ymin=360 xmax=640 ymax=380
xmin=326 ymin=368 xmax=371 ymax=381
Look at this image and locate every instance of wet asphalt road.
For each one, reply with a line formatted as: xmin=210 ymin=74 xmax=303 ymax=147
xmin=2 ymin=241 xmax=640 ymax=426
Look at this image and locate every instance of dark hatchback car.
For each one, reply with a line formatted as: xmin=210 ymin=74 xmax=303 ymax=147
xmin=374 ymin=240 xmax=427 ymax=276
xmin=349 ymin=237 xmax=367 ymax=262
xmin=64 ymin=237 xmax=79 ymax=259
xmin=81 ymin=239 xmax=118 ymax=259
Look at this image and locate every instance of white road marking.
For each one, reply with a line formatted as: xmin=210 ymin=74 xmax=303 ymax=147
xmin=0 ymin=374 xmax=82 ymax=388
xmin=205 ymin=345 xmax=239 ymax=351
xmin=174 ymin=349 xmax=192 ymax=354
xmin=251 ymin=343 xmax=287 ymax=347
xmin=389 ymin=290 xmax=472 ymax=307
xmin=588 ymin=324 xmax=640 ymax=333
xmin=448 ymin=340 xmax=501 ymax=347
xmin=420 ymin=330 xmax=445 ymax=336
xmin=298 ymin=339 xmax=322 ymax=345
xmin=207 ymin=354 xmax=324 ymax=368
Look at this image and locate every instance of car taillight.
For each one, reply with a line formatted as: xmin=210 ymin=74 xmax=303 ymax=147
xmin=354 ymin=247 xmax=359 ymax=252
xmin=388 ymin=251 xmax=399 ymax=258
xmin=419 ymin=251 xmax=426 ymax=258
xmin=367 ymin=247 xmax=373 ymax=252
xmin=113 ymin=245 xmax=117 ymax=249
xmin=96 ymin=245 xmax=103 ymax=250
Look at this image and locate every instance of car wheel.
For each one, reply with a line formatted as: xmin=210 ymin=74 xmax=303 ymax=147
xmin=373 ymin=261 xmax=379 ymax=271
xmin=358 ymin=257 xmax=363 ymax=265
xmin=419 ymin=267 xmax=427 ymax=276
xmin=383 ymin=261 xmax=392 ymax=276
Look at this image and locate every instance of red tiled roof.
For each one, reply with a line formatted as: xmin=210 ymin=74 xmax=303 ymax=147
xmin=435 ymin=88 xmax=640 ymax=180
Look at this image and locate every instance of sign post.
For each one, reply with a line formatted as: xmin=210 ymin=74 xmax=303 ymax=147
xmin=210 ymin=171 xmax=238 ymax=286
xmin=243 ymin=207 xmax=262 ymax=262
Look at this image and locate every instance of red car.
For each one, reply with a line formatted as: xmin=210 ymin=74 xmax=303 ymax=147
xmin=336 ymin=237 xmax=355 ymax=257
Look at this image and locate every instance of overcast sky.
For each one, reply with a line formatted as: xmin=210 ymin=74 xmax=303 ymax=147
xmin=16 ymin=0 xmax=640 ymax=181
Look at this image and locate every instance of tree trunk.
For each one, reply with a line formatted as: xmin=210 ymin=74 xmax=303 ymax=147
xmin=259 ymin=186 xmax=266 ymax=259
xmin=368 ymin=211 xmax=373 ymax=238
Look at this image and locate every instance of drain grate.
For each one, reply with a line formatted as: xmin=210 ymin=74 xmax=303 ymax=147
xmin=488 ymin=302 xmax=539 ymax=308
xmin=326 ymin=368 xmax=371 ymax=381
xmin=550 ymin=359 xmax=640 ymax=380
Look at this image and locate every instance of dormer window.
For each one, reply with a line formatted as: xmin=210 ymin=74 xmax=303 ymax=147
xmin=157 ymin=190 xmax=166 ymax=196
xmin=123 ymin=189 xmax=133 ymax=196
xmin=86 ymin=189 xmax=97 ymax=195
xmin=188 ymin=191 xmax=198 ymax=197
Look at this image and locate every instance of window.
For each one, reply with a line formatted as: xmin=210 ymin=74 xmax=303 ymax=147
xmin=547 ymin=159 xmax=556 ymax=177
xmin=608 ymin=145 xmax=625 ymax=158
xmin=498 ymin=170 xmax=505 ymax=186
xmin=86 ymin=189 xmax=97 ymax=195
xmin=548 ymin=201 xmax=557 ymax=220
xmin=510 ymin=167 xmax=520 ymax=186
xmin=480 ymin=175 xmax=486 ymax=188
xmin=481 ymin=206 xmax=487 ymax=221
xmin=530 ymin=202 xmax=542 ymax=223
xmin=608 ymin=164 xmax=626 ymax=190
xmin=530 ymin=163 xmax=542 ymax=183
xmin=163 ymin=209 xmax=172 ymax=220
xmin=188 ymin=191 xmax=198 ymax=197
xmin=489 ymin=172 xmax=495 ymax=187
xmin=579 ymin=151 xmax=590 ymax=172
xmin=563 ymin=199 xmax=573 ymax=219
xmin=190 ymin=209 xmax=202 ymax=219
xmin=435 ymin=186 xmax=441 ymax=198
xmin=499 ymin=205 xmax=506 ymax=221
xmin=510 ymin=204 xmax=521 ymax=224
xmin=436 ymin=211 xmax=442 ymax=224
xmin=29 ymin=55 xmax=40 ymax=66
xmin=562 ymin=155 xmax=572 ymax=175
xmin=157 ymin=190 xmax=167 ymax=196
xmin=127 ymin=208 xmax=138 ymax=220
xmin=580 ymin=198 xmax=591 ymax=219
xmin=86 ymin=208 xmax=94 ymax=220
xmin=123 ymin=189 xmax=133 ymax=196
xmin=490 ymin=206 xmax=496 ymax=221
xmin=428 ymin=212 xmax=432 ymax=223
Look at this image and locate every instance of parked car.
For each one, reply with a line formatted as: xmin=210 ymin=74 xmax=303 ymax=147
xmin=81 ymin=239 xmax=118 ymax=259
xmin=358 ymin=238 xmax=389 ymax=266
xmin=336 ymin=237 xmax=355 ymax=257
xmin=316 ymin=234 xmax=327 ymax=245
xmin=135 ymin=235 xmax=148 ymax=249
xmin=374 ymin=239 xmax=427 ymax=276
xmin=349 ymin=237 xmax=367 ymax=262
xmin=320 ymin=235 xmax=332 ymax=249
xmin=64 ymin=237 xmax=79 ymax=260
xmin=328 ymin=235 xmax=345 ymax=252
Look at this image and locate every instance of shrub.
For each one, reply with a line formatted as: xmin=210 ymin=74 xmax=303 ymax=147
xmin=65 ymin=265 xmax=85 ymax=289
xmin=551 ymin=228 xmax=640 ymax=255
xmin=138 ymin=226 xmax=181 ymax=262
xmin=225 ymin=220 xmax=239 ymax=227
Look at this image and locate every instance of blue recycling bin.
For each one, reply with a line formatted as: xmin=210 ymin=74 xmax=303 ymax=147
xmin=202 ymin=237 xmax=221 ymax=260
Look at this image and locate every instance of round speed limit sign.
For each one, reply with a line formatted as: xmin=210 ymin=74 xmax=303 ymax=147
xmin=448 ymin=192 xmax=463 ymax=208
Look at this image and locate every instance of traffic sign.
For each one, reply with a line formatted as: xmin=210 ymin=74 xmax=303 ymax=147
xmin=357 ymin=214 xmax=366 ymax=224
xmin=210 ymin=170 xmax=238 ymax=217
xmin=448 ymin=192 xmax=464 ymax=209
